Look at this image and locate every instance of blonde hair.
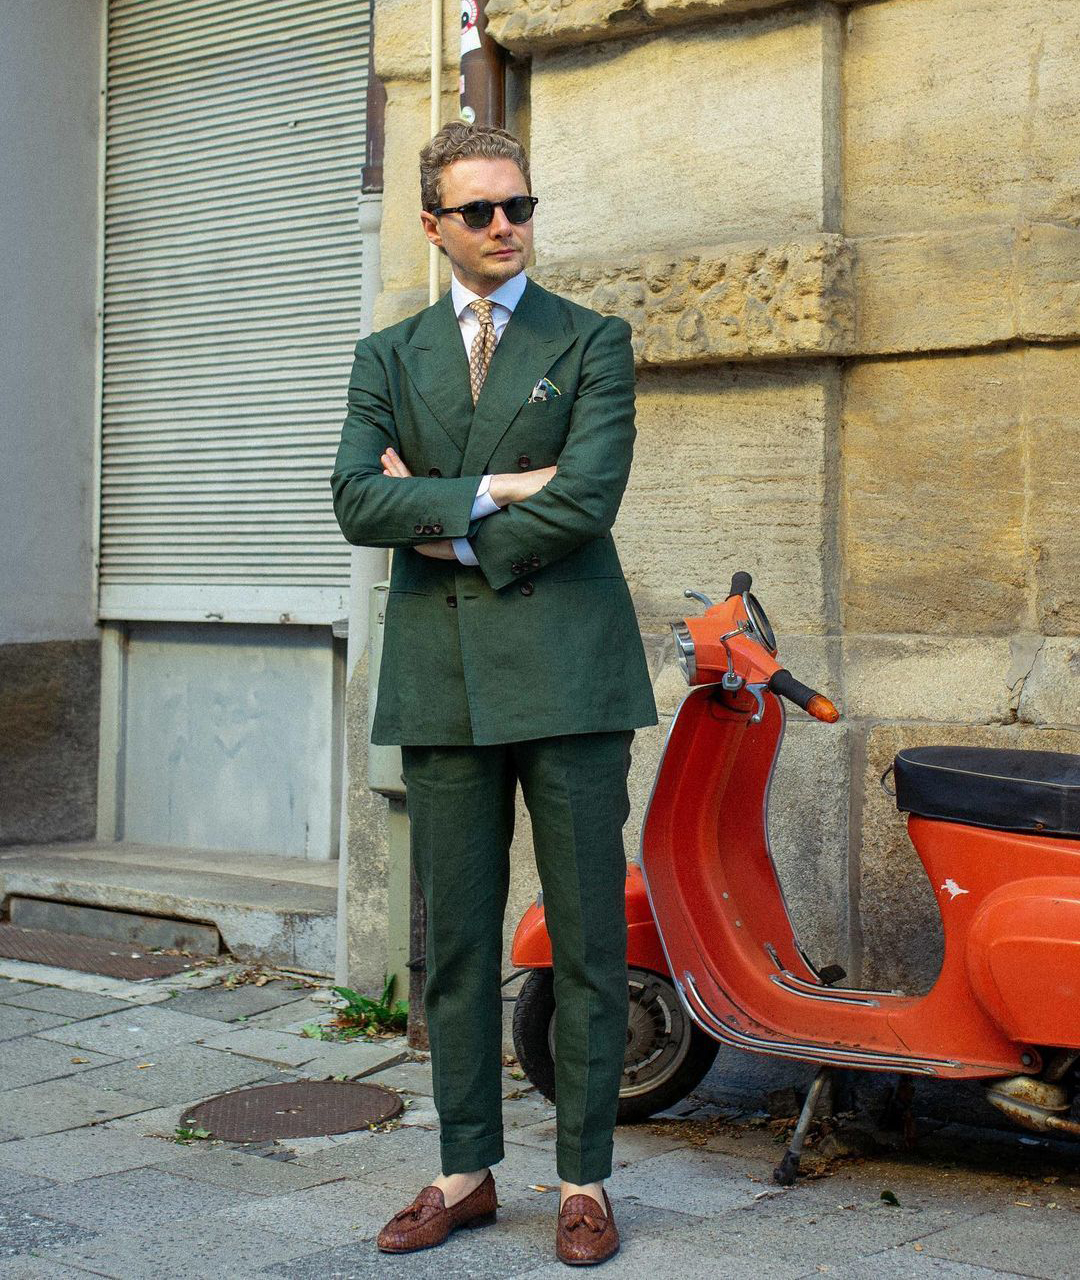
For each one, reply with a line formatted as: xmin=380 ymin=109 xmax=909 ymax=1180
xmin=420 ymin=122 xmax=531 ymax=211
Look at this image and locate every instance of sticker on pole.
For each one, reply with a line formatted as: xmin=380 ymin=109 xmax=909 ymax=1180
xmin=461 ymin=0 xmax=481 ymax=55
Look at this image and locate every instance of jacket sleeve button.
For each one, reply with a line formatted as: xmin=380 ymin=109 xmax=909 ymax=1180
xmin=519 ymin=581 xmax=534 ymax=596
xmin=422 ymin=525 xmax=434 ymax=535
xmin=529 ymin=553 xmax=540 ymax=568
xmin=432 ymin=523 xmax=443 ymax=535
xmin=414 ymin=524 xmax=424 ymax=534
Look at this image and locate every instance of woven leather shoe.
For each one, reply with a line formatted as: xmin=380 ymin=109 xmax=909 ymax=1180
xmin=376 ymin=1172 xmax=498 ymax=1253
xmin=556 ymin=1190 xmax=619 ymax=1266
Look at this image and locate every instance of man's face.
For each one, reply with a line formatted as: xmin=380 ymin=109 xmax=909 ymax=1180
xmin=420 ymin=156 xmax=534 ymax=296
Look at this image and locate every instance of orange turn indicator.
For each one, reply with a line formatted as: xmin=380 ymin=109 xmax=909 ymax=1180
xmin=807 ymin=695 xmax=840 ymax=723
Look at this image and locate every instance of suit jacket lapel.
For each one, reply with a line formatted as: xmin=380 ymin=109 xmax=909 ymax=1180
xmin=393 ymin=291 xmax=474 ymax=453
xmin=462 ymin=278 xmax=577 ymax=476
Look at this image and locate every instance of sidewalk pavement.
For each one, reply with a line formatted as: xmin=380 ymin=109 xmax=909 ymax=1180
xmin=0 ymin=963 xmax=1077 ymax=1280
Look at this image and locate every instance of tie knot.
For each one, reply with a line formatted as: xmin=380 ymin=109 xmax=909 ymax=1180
xmin=470 ymin=298 xmax=495 ymax=327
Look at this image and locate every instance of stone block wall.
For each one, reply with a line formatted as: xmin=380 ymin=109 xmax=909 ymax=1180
xmin=346 ymin=0 xmax=1080 ymax=1001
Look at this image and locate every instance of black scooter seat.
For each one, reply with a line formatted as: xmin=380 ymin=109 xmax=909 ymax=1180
xmin=894 ymin=746 xmax=1080 ymax=838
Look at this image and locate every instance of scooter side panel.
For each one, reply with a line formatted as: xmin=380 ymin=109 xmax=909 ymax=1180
xmin=966 ymin=879 xmax=1080 ymax=1048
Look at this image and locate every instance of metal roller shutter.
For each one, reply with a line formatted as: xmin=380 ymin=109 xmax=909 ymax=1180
xmin=98 ymin=0 xmax=371 ymax=623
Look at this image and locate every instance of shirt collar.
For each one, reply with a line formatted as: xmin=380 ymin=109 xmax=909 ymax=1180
xmin=450 ymin=270 xmax=528 ymax=320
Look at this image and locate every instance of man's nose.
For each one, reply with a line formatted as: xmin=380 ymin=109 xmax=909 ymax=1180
xmin=488 ymin=206 xmax=514 ymax=237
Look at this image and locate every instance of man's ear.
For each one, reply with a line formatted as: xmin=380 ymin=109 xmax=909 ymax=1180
xmin=420 ymin=211 xmax=443 ymax=250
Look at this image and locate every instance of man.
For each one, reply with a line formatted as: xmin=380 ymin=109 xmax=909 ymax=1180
xmin=331 ymin=122 xmax=657 ymax=1266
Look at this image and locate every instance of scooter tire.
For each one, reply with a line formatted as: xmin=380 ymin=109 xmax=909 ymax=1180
xmin=512 ymin=968 xmax=720 ymax=1124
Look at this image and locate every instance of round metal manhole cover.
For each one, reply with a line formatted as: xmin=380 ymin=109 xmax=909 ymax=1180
xmin=180 ymin=1080 xmax=403 ymax=1142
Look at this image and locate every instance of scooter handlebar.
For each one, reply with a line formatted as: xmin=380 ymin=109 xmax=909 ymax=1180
xmin=728 ymin=571 xmax=753 ymax=598
xmin=768 ymin=669 xmax=841 ymax=723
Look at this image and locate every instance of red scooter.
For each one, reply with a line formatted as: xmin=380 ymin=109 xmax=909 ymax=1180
xmin=511 ymin=572 xmax=1080 ymax=1180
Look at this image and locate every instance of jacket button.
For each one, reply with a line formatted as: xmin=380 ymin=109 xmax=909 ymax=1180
xmin=446 ymin=595 xmax=457 ymax=608
xmin=519 ymin=581 xmax=534 ymax=596
xmin=414 ymin=523 xmax=424 ymax=534
xmin=432 ymin=523 xmax=443 ymax=535
xmin=428 ymin=467 xmax=442 ymax=477
xmin=422 ymin=524 xmax=434 ymax=535
xmin=518 ymin=454 xmax=531 ymax=469
xmin=511 ymin=560 xmax=522 ymax=574
xmin=529 ymin=553 xmax=540 ymax=568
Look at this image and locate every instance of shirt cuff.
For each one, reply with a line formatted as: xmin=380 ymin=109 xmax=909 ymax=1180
xmin=452 ymin=536 xmax=479 ymax=566
xmin=470 ymin=473 xmax=501 ymax=520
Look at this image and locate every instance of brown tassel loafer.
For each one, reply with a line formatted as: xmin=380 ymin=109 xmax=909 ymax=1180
xmin=555 ymin=1190 xmax=620 ymax=1266
xmin=376 ymin=1172 xmax=498 ymax=1254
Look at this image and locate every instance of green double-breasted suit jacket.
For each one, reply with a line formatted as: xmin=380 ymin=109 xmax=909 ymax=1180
xmin=331 ymin=276 xmax=658 ymax=746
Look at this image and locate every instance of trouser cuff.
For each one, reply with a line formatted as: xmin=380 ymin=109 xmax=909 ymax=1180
xmin=556 ymin=1140 xmax=613 ymax=1185
xmin=440 ymin=1129 xmax=505 ymax=1176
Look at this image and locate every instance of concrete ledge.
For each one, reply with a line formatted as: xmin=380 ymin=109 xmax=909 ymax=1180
xmin=0 ymin=843 xmax=336 ymax=975
xmin=487 ymin=0 xmax=809 ymax=55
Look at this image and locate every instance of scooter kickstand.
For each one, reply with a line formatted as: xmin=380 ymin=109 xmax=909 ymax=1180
xmin=773 ymin=1068 xmax=832 ymax=1186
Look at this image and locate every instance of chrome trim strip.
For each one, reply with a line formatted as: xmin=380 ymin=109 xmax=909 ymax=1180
xmin=768 ymin=973 xmax=880 ymax=1007
xmin=682 ymin=971 xmax=956 ymax=1075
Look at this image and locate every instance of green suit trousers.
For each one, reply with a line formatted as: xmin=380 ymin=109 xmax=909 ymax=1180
xmin=401 ymin=729 xmax=633 ymax=1185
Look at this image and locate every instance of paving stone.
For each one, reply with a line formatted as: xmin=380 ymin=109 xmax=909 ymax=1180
xmin=0 ymin=1124 xmax=173 ymax=1182
xmin=290 ymin=1124 xmax=441 ymax=1180
xmin=0 ymin=988 xmax=133 ymax=1018
xmin=71 ymin=1041 xmax=280 ymax=1105
xmin=0 ymin=1166 xmax=56 ymax=1196
xmin=0 ymin=1036 xmax=118 ymax=1090
xmin=603 ymin=1146 xmax=768 ymax=1217
xmin=0 ymin=1079 xmax=153 ymax=1138
xmin=0 ymin=1258 xmax=96 ymax=1277
xmin=357 ymin=1060 xmax=434 ymax=1095
xmin=509 ymin=1225 xmax=804 ymax=1280
xmin=198 ymin=1027 xmax=326 ymax=1066
xmin=293 ymin=1040 xmax=407 ymax=1079
xmin=150 ymin=1144 xmax=343 ymax=1196
xmin=696 ymin=1198 xmax=972 ymax=1270
xmin=0 ymin=980 xmax=39 ymax=997
xmin=51 ymin=1215 xmax=315 ymax=1280
xmin=160 ymin=979 xmax=314 ymax=1022
xmin=828 ymin=1247 xmax=1025 ymax=1278
xmin=919 ymin=1207 xmax=1078 ymax=1279
xmin=210 ymin=1178 xmax=389 ymax=1243
xmin=36 ymin=1006 xmax=226 ymax=1057
xmin=0 ymin=1205 xmax=98 ymax=1262
xmin=236 ymin=995 xmax=341 ymax=1031
xmin=0 ymin=1006 xmax=79 ymax=1041
xmin=11 ymin=1166 xmax=259 ymax=1233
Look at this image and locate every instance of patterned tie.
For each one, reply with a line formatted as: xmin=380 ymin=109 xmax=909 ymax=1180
xmin=468 ymin=298 xmax=497 ymax=405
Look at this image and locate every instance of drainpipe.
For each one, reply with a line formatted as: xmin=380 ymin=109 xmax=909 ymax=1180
xmin=460 ymin=0 xmax=506 ymax=128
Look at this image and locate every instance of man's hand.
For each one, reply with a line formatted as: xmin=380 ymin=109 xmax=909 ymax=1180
xmin=381 ymin=447 xmax=412 ymax=478
xmin=488 ymin=466 xmax=557 ymax=507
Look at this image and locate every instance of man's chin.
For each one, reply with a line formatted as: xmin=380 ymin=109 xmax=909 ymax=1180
xmin=482 ymin=253 xmax=524 ymax=281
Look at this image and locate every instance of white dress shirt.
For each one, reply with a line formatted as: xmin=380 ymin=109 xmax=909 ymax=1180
xmin=448 ymin=270 xmax=528 ymax=565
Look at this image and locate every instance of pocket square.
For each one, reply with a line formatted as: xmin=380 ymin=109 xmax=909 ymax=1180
xmin=526 ymin=376 xmax=561 ymax=404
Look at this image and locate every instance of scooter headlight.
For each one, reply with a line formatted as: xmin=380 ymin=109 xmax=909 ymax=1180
xmin=671 ymin=621 xmax=696 ymax=684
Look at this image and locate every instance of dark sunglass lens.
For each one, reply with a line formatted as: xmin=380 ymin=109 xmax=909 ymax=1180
xmin=461 ymin=201 xmax=494 ymax=229
xmin=504 ymin=196 xmax=535 ymax=225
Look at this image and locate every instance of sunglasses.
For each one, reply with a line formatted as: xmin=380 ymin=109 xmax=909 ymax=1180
xmin=431 ymin=195 xmax=538 ymax=230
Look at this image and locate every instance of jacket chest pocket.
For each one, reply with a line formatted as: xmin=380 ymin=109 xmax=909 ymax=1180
xmin=512 ymin=396 xmax=572 ymax=445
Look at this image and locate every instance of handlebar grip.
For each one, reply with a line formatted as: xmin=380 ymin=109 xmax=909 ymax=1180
xmin=728 ymin=571 xmax=752 ymax=598
xmin=768 ymin=668 xmax=821 ymax=713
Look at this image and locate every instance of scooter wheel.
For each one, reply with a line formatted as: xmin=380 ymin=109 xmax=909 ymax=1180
xmin=512 ymin=967 xmax=720 ymax=1124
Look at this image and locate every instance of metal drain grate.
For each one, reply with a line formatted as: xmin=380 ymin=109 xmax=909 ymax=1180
xmin=180 ymin=1080 xmax=404 ymax=1141
xmin=0 ymin=924 xmax=199 ymax=979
